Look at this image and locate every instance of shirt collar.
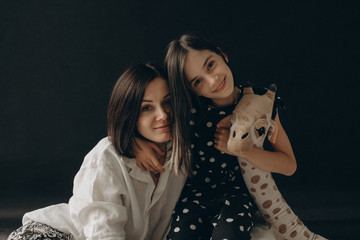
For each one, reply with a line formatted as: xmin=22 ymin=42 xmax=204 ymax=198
xmin=120 ymin=141 xmax=172 ymax=183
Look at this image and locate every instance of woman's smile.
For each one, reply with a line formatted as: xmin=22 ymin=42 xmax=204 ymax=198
xmin=137 ymin=77 xmax=172 ymax=143
xmin=154 ymin=122 xmax=171 ymax=132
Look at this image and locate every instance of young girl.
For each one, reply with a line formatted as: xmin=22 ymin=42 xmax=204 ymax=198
xmin=7 ymin=63 xmax=189 ymax=240
xmin=135 ymin=33 xmax=296 ymax=240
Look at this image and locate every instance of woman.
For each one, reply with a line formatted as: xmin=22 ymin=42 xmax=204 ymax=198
xmin=8 ymin=63 xmax=188 ymax=240
xmin=136 ymin=33 xmax=297 ymax=240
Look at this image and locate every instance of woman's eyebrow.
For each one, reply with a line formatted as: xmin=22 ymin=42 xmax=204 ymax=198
xmin=142 ymin=93 xmax=170 ymax=102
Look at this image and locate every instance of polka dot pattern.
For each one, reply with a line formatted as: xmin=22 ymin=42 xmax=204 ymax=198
xmin=167 ymin=98 xmax=257 ymax=239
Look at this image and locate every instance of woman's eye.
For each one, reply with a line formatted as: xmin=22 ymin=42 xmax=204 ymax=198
xmin=141 ymin=106 xmax=151 ymax=112
xmin=163 ymin=99 xmax=171 ymax=106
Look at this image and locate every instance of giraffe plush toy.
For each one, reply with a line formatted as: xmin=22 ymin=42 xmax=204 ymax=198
xmin=227 ymin=85 xmax=327 ymax=240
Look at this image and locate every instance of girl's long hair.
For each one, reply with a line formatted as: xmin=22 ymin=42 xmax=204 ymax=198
xmin=165 ymin=32 xmax=226 ymax=174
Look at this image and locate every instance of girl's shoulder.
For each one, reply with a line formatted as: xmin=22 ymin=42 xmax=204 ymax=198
xmin=238 ymin=84 xmax=285 ymax=120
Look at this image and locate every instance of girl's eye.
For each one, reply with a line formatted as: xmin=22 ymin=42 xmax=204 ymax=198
xmin=207 ymin=60 xmax=215 ymax=70
xmin=193 ymin=79 xmax=201 ymax=87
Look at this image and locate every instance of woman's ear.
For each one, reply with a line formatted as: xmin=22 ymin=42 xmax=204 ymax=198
xmin=217 ymin=47 xmax=229 ymax=63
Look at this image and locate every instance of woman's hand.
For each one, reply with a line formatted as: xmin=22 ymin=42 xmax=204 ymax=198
xmin=133 ymin=138 xmax=165 ymax=173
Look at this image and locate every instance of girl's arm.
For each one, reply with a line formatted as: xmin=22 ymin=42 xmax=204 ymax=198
xmin=214 ymin=114 xmax=297 ymax=176
xmin=133 ymin=137 xmax=165 ymax=173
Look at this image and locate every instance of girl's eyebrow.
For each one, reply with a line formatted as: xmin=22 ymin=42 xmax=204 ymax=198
xmin=189 ymin=55 xmax=213 ymax=84
xmin=163 ymin=93 xmax=170 ymax=99
xmin=202 ymin=55 xmax=212 ymax=69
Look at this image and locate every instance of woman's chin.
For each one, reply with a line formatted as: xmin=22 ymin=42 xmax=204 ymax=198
xmin=151 ymin=134 xmax=172 ymax=144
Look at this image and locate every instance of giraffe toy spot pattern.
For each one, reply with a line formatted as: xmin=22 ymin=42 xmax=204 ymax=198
xmin=227 ymin=85 xmax=328 ymax=240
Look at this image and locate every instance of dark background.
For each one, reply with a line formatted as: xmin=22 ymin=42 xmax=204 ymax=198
xmin=1 ymin=0 xmax=360 ymax=238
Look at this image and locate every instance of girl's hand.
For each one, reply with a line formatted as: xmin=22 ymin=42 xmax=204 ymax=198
xmin=133 ymin=138 xmax=165 ymax=173
xmin=215 ymin=114 xmax=296 ymax=176
xmin=214 ymin=126 xmax=233 ymax=155
xmin=214 ymin=115 xmax=243 ymax=156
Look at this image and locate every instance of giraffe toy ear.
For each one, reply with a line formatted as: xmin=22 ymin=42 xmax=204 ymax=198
xmin=243 ymin=87 xmax=254 ymax=95
xmin=267 ymin=120 xmax=278 ymax=144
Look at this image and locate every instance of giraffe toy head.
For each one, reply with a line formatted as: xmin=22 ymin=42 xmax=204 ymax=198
xmin=227 ymin=84 xmax=278 ymax=155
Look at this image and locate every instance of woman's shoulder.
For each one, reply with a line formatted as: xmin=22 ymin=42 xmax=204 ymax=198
xmin=82 ymin=137 xmax=132 ymax=169
xmin=85 ymin=137 xmax=115 ymax=159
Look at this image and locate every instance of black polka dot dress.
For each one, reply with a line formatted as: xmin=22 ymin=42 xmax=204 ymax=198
xmin=167 ymin=92 xmax=257 ymax=240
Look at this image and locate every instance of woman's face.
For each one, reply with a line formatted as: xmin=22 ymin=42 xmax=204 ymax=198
xmin=137 ymin=77 xmax=172 ymax=144
xmin=184 ymin=49 xmax=235 ymax=107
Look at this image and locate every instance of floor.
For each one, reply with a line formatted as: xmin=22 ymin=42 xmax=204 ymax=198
xmin=1 ymin=190 xmax=359 ymax=239
xmin=2 ymin=220 xmax=359 ymax=239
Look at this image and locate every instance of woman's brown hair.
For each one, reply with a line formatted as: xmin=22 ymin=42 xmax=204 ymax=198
xmin=107 ymin=63 xmax=189 ymax=174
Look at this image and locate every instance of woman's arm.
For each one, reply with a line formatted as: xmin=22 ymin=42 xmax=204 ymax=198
xmin=214 ymin=114 xmax=297 ymax=176
xmin=69 ymin=158 xmax=129 ymax=239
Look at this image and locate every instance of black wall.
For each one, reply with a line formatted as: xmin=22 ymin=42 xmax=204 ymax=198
xmin=1 ymin=1 xmax=359 ymax=202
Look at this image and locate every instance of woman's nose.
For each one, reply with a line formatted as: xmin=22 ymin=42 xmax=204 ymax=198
xmin=156 ymin=107 xmax=169 ymax=120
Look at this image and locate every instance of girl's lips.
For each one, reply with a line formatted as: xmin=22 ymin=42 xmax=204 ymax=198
xmin=213 ymin=78 xmax=226 ymax=93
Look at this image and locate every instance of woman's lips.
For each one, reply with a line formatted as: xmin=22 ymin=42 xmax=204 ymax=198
xmin=155 ymin=123 xmax=171 ymax=131
xmin=213 ymin=78 xmax=226 ymax=93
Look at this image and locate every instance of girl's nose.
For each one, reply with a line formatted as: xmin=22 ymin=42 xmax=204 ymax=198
xmin=206 ymin=74 xmax=219 ymax=89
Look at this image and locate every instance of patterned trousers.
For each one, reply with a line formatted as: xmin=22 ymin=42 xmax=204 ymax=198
xmin=7 ymin=220 xmax=72 ymax=240
xmin=167 ymin=192 xmax=257 ymax=240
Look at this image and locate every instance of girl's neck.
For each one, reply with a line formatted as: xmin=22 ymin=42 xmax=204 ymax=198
xmin=211 ymin=87 xmax=240 ymax=108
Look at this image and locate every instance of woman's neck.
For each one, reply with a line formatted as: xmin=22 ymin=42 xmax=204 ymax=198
xmin=211 ymin=87 xmax=240 ymax=108
xmin=150 ymin=142 xmax=168 ymax=186
xmin=154 ymin=142 xmax=167 ymax=165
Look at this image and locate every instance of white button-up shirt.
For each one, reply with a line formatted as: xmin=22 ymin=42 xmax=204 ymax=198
xmin=23 ymin=137 xmax=187 ymax=240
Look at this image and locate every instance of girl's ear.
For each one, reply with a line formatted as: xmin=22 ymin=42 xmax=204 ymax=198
xmin=217 ymin=47 xmax=229 ymax=63
xmin=267 ymin=120 xmax=278 ymax=144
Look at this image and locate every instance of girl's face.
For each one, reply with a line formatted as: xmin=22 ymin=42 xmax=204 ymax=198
xmin=184 ymin=49 xmax=235 ymax=107
xmin=137 ymin=77 xmax=172 ymax=144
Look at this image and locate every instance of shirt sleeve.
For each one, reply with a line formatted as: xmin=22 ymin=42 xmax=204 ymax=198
xmin=69 ymin=153 xmax=128 ymax=240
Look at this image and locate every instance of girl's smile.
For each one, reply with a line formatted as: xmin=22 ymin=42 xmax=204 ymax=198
xmin=212 ymin=77 xmax=226 ymax=93
xmin=184 ymin=49 xmax=236 ymax=107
